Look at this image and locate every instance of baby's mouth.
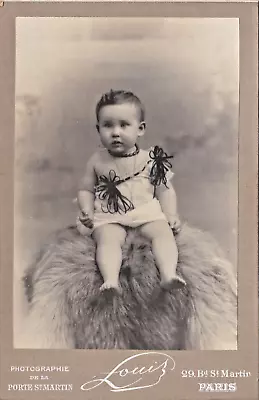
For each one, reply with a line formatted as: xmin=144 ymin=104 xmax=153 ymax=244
xmin=111 ymin=141 xmax=123 ymax=147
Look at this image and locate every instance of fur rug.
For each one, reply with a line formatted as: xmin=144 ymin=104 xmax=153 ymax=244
xmin=21 ymin=223 xmax=237 ymax=350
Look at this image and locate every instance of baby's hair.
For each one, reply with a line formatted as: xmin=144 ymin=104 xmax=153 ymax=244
xmin=96 ymin=89 xmax=145 ymax=122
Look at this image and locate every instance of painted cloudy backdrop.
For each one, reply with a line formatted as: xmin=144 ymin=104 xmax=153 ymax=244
xmin=14 ymin=18 xmax=239 ymax=311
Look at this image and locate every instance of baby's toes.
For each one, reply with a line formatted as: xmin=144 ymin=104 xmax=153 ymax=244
xmin=100 ymin=282 xmax=122 ymax=295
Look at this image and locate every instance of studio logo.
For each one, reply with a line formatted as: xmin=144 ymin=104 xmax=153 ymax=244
xmin=80 ymin=352 xmax=176 ymax=393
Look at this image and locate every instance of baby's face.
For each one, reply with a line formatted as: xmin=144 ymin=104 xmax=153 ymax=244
xmin=97 ymin=103 xmax=145 ymax=156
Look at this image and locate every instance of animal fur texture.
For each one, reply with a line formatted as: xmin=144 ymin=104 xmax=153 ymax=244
xmin=22 ymin=223 xmax=237 ymax=350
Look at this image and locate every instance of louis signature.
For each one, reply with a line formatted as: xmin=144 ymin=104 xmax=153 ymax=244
xmin=80 ymin=352 xmax=176 ymax=392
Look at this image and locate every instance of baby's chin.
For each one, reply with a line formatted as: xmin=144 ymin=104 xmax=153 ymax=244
xmin=108 ymin=145 xmax=127 ymax=156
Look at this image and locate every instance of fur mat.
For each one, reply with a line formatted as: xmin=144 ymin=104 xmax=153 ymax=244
xmin=21 ymin=223 xmax=237 ymax=350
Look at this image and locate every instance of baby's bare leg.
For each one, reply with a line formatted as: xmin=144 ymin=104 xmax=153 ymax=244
xmin=140 ymin=220 xmax=186 ymax=290
xmin=92 ymin=224 xmax=127 ymax=292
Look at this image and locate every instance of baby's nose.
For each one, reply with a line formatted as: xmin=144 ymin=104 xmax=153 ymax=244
xmin=112 ymin=126 xmax=121 ymax=136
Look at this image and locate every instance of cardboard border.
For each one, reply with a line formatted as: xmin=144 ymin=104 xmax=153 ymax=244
xmin=0 ymin=2 xmax=258 ymax=400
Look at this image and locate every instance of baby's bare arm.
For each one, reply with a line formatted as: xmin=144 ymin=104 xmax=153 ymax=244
xmin=77 ymin=190 xmax=95 ymax=228
xmin=155 ymin=182 xmax=180 ymax=230
xmin=78 ymin=190 xmax=94 ymax=214
xmin=77 ymin=153 xmax=98 ymax=227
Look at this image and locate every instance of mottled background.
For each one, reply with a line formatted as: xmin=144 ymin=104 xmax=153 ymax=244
xmin=14 ymin=18 xmax=239 ymax=342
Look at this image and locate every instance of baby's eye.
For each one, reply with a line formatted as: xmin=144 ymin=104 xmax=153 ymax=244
xmin=103 ymin=122 xmax=112 ymax=128
xmin=120 ymin=121 xmax=129 ymax=128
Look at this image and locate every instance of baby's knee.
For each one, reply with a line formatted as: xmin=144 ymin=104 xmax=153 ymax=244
xmin=93 ymin=225 xmax=126 ymax=247
xmin=141 ymin=220 xmax=173 ymax=241
xmin=155 ymin=228 xmax=175 ymax=243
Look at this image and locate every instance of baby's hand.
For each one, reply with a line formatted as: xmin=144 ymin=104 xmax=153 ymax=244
xmin=79 ymin=210 xmax=93 ymax=229
xmin=170 ymin=216 xmax=181 ymax=235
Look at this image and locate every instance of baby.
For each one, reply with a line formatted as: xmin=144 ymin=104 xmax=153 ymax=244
xmin=77 ymin=89 xmax=186 ymax=293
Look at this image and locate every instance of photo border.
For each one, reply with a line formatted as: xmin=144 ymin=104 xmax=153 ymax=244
xmin=0 ymin=2 xmax=258 ymax=400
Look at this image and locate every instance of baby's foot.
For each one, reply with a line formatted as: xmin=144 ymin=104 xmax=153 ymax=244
xmin=100 ymin=281 xmax=122 ymax=295
xmin=161 ymin=275 xmax=186 ymax=291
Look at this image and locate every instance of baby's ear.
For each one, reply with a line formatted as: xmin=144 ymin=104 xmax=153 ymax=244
xmin=138 ymin=121 xmax=146 ymax=137
xmin=96 ymin=124 xmax=100 ymax=133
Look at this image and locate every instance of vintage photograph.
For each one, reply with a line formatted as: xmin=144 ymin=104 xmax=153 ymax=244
xmin=14 ymin=17 xmax=239 ymax=350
